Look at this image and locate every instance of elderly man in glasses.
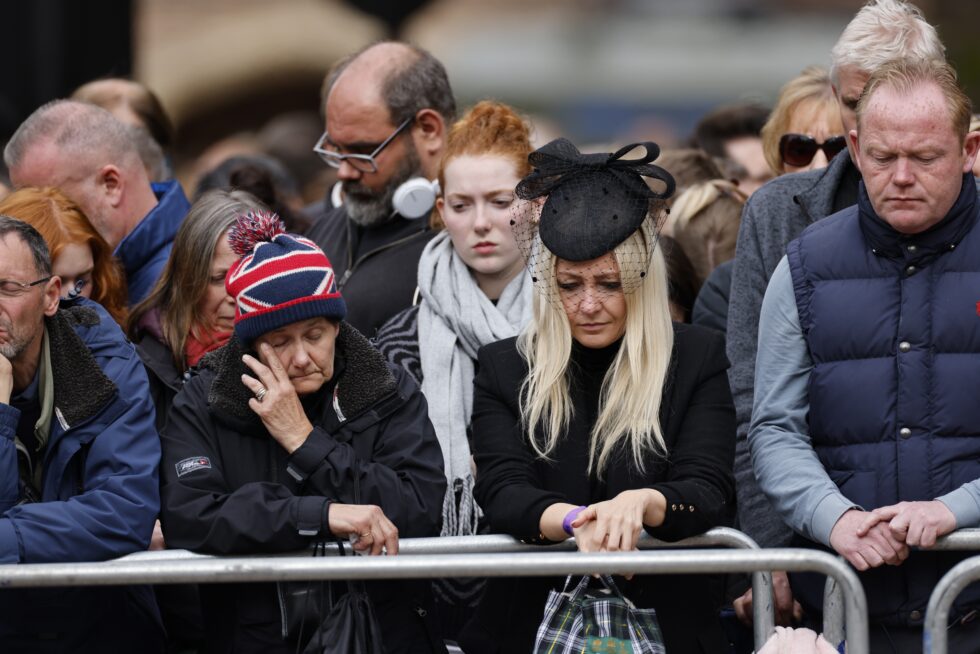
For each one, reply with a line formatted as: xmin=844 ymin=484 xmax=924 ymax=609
xmin=305 ymin=41 xmax=456 ymax=336
xmin=726 ymin=0 xmax=952 ymax=628
xmin=0 ymin=217 xmax=163 ymax=652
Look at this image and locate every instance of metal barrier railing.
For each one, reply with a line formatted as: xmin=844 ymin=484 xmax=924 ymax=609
xmin=109 ymin=527 xmax=775 ymax=648
xmin=822 ymin=528 xmax=980 ymax=647
xmin=919 ymin=528 xmax=980 ymax=654
xmin=0 ymin=547 xmax=866 ymax=653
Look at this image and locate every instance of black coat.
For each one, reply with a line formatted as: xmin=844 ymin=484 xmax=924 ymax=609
xmin=692 ymin=259 xmax=733 ymax=336
xmin=133 ymin=330 xmax=185 ymax=432
xmin=306 ymin=204 xmax=434 ymax=337
xmin=460 ymin=323 xmax=736 ymax=654
xmin=160 ymin=323 xmax=447 ymax=654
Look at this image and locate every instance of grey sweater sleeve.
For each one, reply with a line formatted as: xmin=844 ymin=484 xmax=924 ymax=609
xmin=726 ymin=198 xmax=795 ymax=547
xmin=749 ymin=257 xmax=857 ymax=546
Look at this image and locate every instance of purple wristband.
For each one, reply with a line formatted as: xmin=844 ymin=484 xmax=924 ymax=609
xmin=562 ymin=505 xmax=588 ymax=536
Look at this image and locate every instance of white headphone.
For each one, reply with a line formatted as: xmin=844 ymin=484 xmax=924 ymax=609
xmin=392 ymin=177 xmax=440 ymax=219
xmin=331 ymin=177 xmax=440 ymax=219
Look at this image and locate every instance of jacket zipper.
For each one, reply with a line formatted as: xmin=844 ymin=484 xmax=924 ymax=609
xmin=340 ymin=221 xmax=429 ymax=290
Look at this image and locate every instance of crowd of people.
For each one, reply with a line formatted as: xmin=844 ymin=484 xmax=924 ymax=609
xmin=0 ymin=0 xmax=979 ymax=653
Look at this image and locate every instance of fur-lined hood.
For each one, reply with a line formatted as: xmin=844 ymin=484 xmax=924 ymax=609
xmin=199 ymin=321 xmax=397 ymax=425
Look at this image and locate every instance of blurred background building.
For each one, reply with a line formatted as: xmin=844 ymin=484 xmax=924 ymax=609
xmin=1 ymin=0 xmax=977 ymax=202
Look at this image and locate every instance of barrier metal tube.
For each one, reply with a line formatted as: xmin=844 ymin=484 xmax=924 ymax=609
xmin=0 ymin=548 xmax=864 ymax=654
xmin=923 ymin=555 xmax=980 ymax=654
xmin=113 ymin=527 xmax=775 ymax=647
xmin=928 ymin=528 xmax=980 ymax=551
xmin=919 ymin=530 xmax=980 ymax=653
xmin=824 ymin=528 xmax=980 ymax=646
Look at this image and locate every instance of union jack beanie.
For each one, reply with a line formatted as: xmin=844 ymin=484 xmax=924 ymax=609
xmin=225 ymin=211 xmax=346 ymax=344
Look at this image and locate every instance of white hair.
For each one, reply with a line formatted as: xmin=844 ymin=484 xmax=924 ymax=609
xmin=830 ymin=0 xmax=945 ymax=85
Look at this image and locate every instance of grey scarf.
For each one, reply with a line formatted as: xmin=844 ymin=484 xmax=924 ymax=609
xmin=417 ymin=231 xmax=531 ymax=536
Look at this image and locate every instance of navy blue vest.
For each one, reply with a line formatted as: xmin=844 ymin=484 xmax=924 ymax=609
xmin=786 ymin=175 xmax=980 ymax=624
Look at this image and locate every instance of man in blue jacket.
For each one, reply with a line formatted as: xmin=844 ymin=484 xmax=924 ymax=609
xmin=751 ymin=59 xmax=980 ymax=650
xmin=0 ymin=217 xmax=164 ymax=652
xmin=4 ymin=100 xmax=190 ymax=305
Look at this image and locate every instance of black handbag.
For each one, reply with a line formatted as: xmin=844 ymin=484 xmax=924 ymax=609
xmin=301 ymin=544 xmax=384 ymax=654
xmin=277 ymin=541 xmax=331 ymax=643
xmin=278 ymin=463 xmax=385 ymax=654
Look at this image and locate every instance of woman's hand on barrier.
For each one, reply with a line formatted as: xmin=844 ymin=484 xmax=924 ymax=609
xmin=571 ymin=489 xmax=666 ymax=553
xmin=241 ymin=345 xmax=314 ymax=454
xmin=328 ymin=503 xmax=399 ymax=556
xmin=733 ymin=571 xmax=803 ymax=626
xmin=863 ymin=500 xmax=957 ymax=548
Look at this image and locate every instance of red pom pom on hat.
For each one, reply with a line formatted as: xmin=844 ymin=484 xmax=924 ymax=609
xmin=228 ymin=210 xmax=287 ymax=257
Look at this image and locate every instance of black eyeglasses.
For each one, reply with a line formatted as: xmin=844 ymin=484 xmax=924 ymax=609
xmin=313 ymin=116 xmax=414 ymax=173
xmin=779 ymin=134 xmax=847 ymax=168
xmin=0 ymin=276 xmax=51 ymax=299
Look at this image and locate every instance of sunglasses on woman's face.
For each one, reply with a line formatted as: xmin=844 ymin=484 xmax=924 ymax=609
xmin=779 ymin=133 xmax=847 ymax=168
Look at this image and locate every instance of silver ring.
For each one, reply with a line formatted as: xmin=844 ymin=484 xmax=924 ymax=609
xmin=255 ymin=387 xmax=267 ymax=402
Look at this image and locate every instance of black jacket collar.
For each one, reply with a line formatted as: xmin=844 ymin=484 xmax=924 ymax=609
xmin=201 ymin=322 xmax=397 ymax=426
xmin=858 ymin=173 xmax=978 ymax=267
xmin=44 ymin=305 xmax=117 ymax=427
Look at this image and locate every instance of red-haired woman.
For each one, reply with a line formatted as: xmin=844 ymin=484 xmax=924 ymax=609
xmin=0 ymin=187 xmax=128 ymax=326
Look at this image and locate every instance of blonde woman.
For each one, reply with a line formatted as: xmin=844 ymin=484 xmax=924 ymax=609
xmin=459 ymin=139 xmax=736 ymax=654
xmin=760 ymin=66 xmax=845 ymax=175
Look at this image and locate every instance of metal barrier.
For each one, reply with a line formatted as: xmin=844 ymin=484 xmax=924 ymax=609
xmin=0 ymin=547 xmax=866 ymax=653
xmin=111 ymin=527 xmax=775 ymax=648
xmin=919 ymin=528 xmax=980 ymax=654
xmin=823 ymin=528 xmax=980 ymax=646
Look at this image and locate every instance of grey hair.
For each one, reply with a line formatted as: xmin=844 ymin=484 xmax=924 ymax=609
xmin=830 ymin=0 xmax=945 ymax=85
xmin=4 ymin=99 xmax=143 ymax=173
xmin=320 ymin=41 xmax=456 ymax=126
xmin=0 ymin=216 xmax=52 ymax=276
xmin=126 ymin=189 xmax=268 ymax=370
xmin=130 ymin=124 xmax=169 ymax=181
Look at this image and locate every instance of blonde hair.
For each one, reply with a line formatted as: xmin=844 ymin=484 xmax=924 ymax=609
xmin=517 ymin=221 xmax=674 ymax=475
xmin=671 ymin=179 xmax=746 ymax=281
xmin=760 ymin=66 xmax=838 ymax=175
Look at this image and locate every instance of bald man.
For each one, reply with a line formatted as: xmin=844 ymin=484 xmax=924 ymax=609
xmin=5 ymin=100 xmax=190 ymax=305
xmin=306 ymin=41 xmax=456 ymax=335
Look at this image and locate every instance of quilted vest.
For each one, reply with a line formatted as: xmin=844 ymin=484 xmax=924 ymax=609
xmin=786 ymin=175 xmax=980 ymax=624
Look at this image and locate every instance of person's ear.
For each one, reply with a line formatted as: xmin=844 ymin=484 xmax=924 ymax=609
xmin=413 ymin=108 xmax=446 ymax=159
xmin=97 ymin=165 xmax=124 ymax=208
xmin=848 ymin=128 xmax=861 ymax=173
xmin=961 ymin=131 xmax=980 ymax=174
xmin=42 ymin=276 xmax=61 ymax=316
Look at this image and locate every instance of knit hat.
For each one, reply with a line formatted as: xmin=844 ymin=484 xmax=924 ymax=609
xmin=225 ymin=211 xmax=346 ymax=344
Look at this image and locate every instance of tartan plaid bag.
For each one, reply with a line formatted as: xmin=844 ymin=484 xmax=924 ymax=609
xmin=533 ymin=575 xmax=667 ymax=654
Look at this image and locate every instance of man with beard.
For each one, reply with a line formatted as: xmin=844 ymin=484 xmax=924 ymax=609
xmin=306 ymin=41 xmax=456 ymax=335
xmin=0 ymin=218 xmax=163 ymax=652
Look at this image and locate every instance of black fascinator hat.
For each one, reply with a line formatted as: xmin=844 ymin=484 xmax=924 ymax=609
xmin=515 ymin=138 xmax=675 ymax=262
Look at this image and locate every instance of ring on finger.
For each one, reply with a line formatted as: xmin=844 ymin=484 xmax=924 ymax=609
xmin=255 ymin=386 xmax=268 ymax=402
